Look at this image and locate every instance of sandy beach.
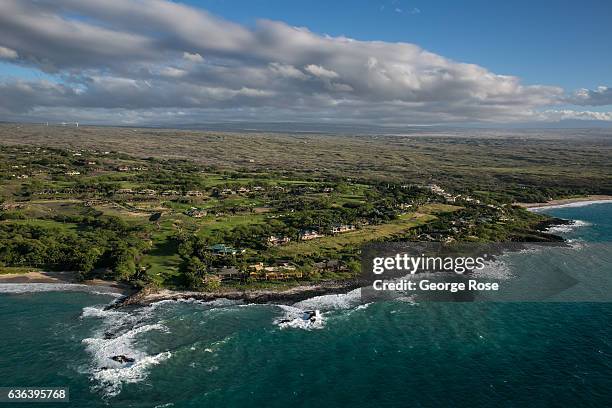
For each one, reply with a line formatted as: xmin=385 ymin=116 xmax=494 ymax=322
xmin=0 ymin=271 xmax=131 ymax=294
xmin=517 ymin=195 xmax=612 ymax=210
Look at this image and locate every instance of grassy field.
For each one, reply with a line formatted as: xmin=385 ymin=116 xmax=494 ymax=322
xmin=272 ymin=204 xmax=461 ymax=258
xmin=0 ymin=124 xmax=607 ymax=288
xmin=1 ymin=124 xmax=610 ymax=201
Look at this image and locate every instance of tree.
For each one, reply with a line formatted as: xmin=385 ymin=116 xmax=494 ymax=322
xmin=202 ymin=274 xmax=221 ymax=291
xmin=184 ymin=256 xmax=206 ymax=289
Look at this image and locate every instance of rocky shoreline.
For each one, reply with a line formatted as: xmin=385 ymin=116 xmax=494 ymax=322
xmin=107 ymin=279 xmax=365 ymax=309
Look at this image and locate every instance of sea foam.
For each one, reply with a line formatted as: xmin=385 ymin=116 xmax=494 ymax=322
xmin=545 ymin=219 xmax=591 ymax=234
xmin=0 ymin=283 xmax=121 ymax=296
xmin=81 ymin=305 xmax=172 ymax=397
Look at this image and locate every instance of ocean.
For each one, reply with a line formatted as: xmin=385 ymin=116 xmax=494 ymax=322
xmin=1 ymin=203 xmax=611 ymax=407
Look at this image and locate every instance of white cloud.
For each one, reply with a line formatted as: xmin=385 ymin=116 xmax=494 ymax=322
xmin=268 ymin=62 xmax=308 ymax=80
xmin=543 ymin=109 xmax=612 ymax=122
xmin=183 ymin=52 xmax=204 ymax=63
xmin=0 ymin=46 xmax=18 ymax=59
xmin=570 ymin=86 xmax=612 ymax=106
xmin=0 ymin=0 xmax=604 ymax=125
xmin=327 ymin=83 xmax=354 ymax=92
xmin=160 ymin=67 xmax=188 ymax=78
xmin=304 ymin=64 xmax=339 ymax=79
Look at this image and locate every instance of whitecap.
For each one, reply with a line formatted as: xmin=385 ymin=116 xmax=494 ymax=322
xmin=545 ymin=219 xmax=591 ymax=234
xmin=81 ymin=304 xmax=171 ymax=397
xmin=148 ymin=297 xmax=242 ymax=311
xmin=471 ymin=259 xmax=513 ymax=280
xmin=0 ymin=283 xmax=120 ymax=296
xmin=292 ymin=287 xmax=362 ymax=310
xmin=274 ymin=305 xmax=325 ymax=330
xmin=90 ymin=351 xmax=171 ymax=397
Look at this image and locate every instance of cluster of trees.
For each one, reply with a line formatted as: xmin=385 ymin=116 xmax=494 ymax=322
xmin=409 ymin=204 xmax=552 ymax=242
xmin=0 ymin=215 xmax=150 ymax=282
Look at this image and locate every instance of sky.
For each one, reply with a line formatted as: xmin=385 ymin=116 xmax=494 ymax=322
xmin=0 ymin=0 xmax=611 ymax=127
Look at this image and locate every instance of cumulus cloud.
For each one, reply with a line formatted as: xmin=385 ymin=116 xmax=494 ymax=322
xmin=0 ymin=0 xmax=602 ymax=125
xmin=159 ymin=67 xmax=188 ymax=78
xmin=543 ymin=109 xmax=612 ymax=122
xmin=0 ymin=46 xmax=18 ymax=59
xmin=304 ymin=64 xmax=340 ymax=79
xmin=268 ymin=63 xmax=308 ymax=80
xmin=570 ymin=86 xmax=612 ymax=106
xmin=183 ymin=52 xmax=204 ymax=63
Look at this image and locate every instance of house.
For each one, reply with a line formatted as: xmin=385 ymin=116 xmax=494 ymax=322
xmin=115 ymin=188 xmax=135 ymax=194
xmin=212 ymin=266 xmax=243 ymax=281
xmin=117 ymin=166 xmax=130 ymax=172
xmin=161 ymin=190 xmax=181 ymax=196
xmin=138 ymin=189 xmax=157 ymax=196
xmin=267 ymin=235 xmax=291 ymax=246
xmin=331 ymin=224 xmax=356 ymax=234
xmin=299 ymin=229 xmax=324 ymax=240
xmin=428 ymin=184 xmax=445 ymax=194
xmin=65 ymin=171 xmax=80 ymax=176
xmin=209 ymin=244 xmax=242 ymax=256
xmin=248 ymin=262 xmax=265 ymax=272
xmin=237 ymin=187 xmax=250 ymax=194
xmin=186 ymin=190 xmax=204 ymax=197
xmin=248 ymin=262 xmax=302 ymax=280
xmin=185 ymin=207 xmax=207 ymax=218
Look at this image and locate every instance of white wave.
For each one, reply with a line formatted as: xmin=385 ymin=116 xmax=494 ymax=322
xmin=567 ymin=239 xmax=588 ymax=250
xmin=292 ymin=287 xmax=362 ymax=311
xmin=471 ymin=259 xmax=513 ymax=280
xmin=81 ymin=304 xmax=171 ymax=397
xmin=90 ymin=351 xmax=171 ymax=397
xmin=0 ymin=283 xmax=120 ymax=295
xmin=394 ymin=295 xmax=419 ymax=305
xmin=545 ymin=219 xmax=591 ymax=234
xmin=272 ymin=305 xmax=323 ymax=330
xmin=354 ymin=302 xmax=372 ymax=311
xmin=148 ymin=297 xmax=242 ymax=310
xmin=81 ymin=305 xmax=127 ymax=319
xmin=88 ymin=290 xmax=124 ymax=298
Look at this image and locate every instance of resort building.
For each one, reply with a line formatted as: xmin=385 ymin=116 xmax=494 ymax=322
xmin=209 ymin=244 xmax=243 ymax=256
xmin=330 ymin=224 xmax=356 ymax=234
xmin=267 ymin=235 xmax=291 ymax=246
xmin=186 ymin=190 xmax=204 ymax=197
xmin=212 ymin=266 xmax=243 ymax=281
xmin=299 ymin=229 xmax=325 ymax=240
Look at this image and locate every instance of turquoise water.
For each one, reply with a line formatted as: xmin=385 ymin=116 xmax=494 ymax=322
xmin=1 ymin=203 xmax=611 ymax=407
